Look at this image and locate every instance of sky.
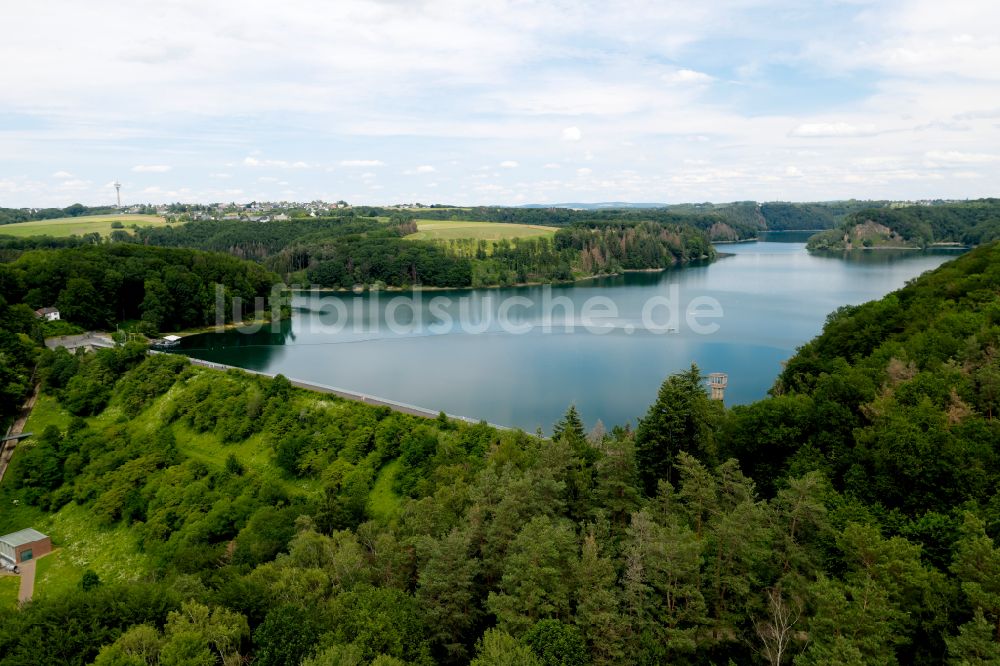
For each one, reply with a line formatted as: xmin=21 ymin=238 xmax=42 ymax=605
xmin=1 ymin=0 xmax=999 ymax=208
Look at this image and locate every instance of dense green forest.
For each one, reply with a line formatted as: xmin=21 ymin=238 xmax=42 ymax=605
xmin=393 ymin=200 xmax=893 ymax=235
xmin=307 ymin=222 xmax=712 ymax=289
xmin=807 ymin=199 xmax=1000 ymax=250
xmin=0 ymin=244 xmax=278 ymax=424
xmin=0 ymin=297 xmax=41 ymax=424
xmin=377 ymin=204 xmax=766 ymax=241
xmin=0 ymin=245 xmax=278 ymax=332
xmin=0 ymin=242 xmax=999 ymax=664
xmin=131 ymin=215 xmax=716 ymax=289
xmin=759 ymin=201 xmax=891 ymax=231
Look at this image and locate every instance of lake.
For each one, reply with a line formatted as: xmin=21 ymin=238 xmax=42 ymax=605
xmin=176 ymin=234 xmax=964 ymax=432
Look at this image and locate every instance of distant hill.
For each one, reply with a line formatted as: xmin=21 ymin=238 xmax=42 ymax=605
xmin=807 ymin=198 xmax=1000 ymax=251
xmin=520 ymin=202 xmax=669 ymax=210
xmin=520 ymin=200 xmax=894 ymax=231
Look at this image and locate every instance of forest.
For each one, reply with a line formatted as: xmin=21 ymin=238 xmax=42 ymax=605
xmin=0 ymin=244 xmax=279 ymax=425
xmin=0 ymin=244 xmax=278 ymax=332
xmin=305 ymin=222 xmax=715 ymax=289
xmin=0 ymin=241 xmax=998 ymax=664
xmin=758 ymin=201 xmax=891 ymax=231
xmin=807 ymin=198 xmax=1000 ymax=250
xmin=383 ymin=200 xmax=895 ymax=236
xmin=130 ymin=214 xmax=716 ymax=289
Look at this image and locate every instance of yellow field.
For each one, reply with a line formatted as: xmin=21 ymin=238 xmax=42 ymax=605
xmin=0 ymin=214 xmax=170 ymax=238
xmin=406 ymin=219 xmax=557 ymax=242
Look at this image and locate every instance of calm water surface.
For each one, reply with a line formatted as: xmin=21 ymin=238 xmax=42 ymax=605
xmin=178 ymin=236 xmax=963 ymax=432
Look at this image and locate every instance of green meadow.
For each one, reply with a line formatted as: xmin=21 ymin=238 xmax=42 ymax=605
xmin=0 ymin=214 xmax=170 ymax=238
xmin=405 ymin=219 xmax=557 ymax=243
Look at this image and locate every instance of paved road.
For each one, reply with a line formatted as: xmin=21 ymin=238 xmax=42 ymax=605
xmin=17 ymin=560 xmax=35 ymax=603
xmin=44 ymin=332 xmax=115 ymax=351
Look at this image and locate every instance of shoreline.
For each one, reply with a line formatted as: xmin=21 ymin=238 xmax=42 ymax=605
xmin=809 ymin=244 xmax=970 ymax=253
xmin=712 ymin=237 xmax=759 ymax=244
xmin=285 ymin=261 xmax=715 ymax=294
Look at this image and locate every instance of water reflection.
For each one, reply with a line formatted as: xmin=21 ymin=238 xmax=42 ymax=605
xmin=176 ymin=242 xmax=964 ymax=432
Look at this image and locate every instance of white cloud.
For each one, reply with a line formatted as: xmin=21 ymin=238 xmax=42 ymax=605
xmin=662 ymin=68 xmax=713 ymax=85
xmin=790 ymin=122 xmax=879 ymax=138
xmin=924 ymin=150 xmax=1000 ymax=165
xmin=576 ymin=167 xmax=592 ymax=176
xmin=2 ymin=1 xmax=1000 ymax=205
xmin=499 ymin=160 xmax=519 ymax=168
xmin=132 ymin=164 xmax=171 ymax=173
xmin=415 ymin=165 xmax=436 ymax=174
xmin=51 ymin=170 xmax=74 ymax=179
xmin=561 ymin=127 xmax=582 ymax=142
xmin=243 ymin=157 xmax=309 ymax=169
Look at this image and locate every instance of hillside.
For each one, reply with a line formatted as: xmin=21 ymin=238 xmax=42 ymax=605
xmin=0 ymin=204 xmax=120 ymax=227
xmin=0 ymin=244 xmax=280 ymax=427
xmin=808 ymin=198 xmax=1000 ymax=250
xmin=134 ymin=215 xmax=717 ymax=289
xmin=0 ymin=214 xmax=169 ymax=239
xmin=0 ymin=244 xmax=999 ymax=664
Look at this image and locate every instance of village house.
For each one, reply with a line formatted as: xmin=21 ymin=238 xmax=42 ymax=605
xmin=34 ymin=307 xmax=60 ymax=321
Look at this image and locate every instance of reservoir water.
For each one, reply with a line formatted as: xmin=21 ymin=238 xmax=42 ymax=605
xmin=177 ymin=235 xmax=964 ymax=432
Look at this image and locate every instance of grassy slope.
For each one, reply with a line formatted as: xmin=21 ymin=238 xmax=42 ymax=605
xmin=107 ymin=378 xmax=325 ymax=496
xmin=367 ymin=460 xmax=402 ymax=521
xmin=0 ymin=397 xmax=155 ymax=608
xmin=0 ymin=366 xmax=399 ymax=608
xmin=406 ymin=219 xmax=557 ymax=242
xmin=0 ymin=575 xmax=17 ymax=607
xmin=0 ymin=214 xmax=169 ymax=238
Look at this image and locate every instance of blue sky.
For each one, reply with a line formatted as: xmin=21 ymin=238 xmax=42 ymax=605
xmin=1 ymin=0 xmax=998 ymax=207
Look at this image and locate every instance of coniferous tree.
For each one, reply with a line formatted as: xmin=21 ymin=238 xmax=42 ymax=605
xmin=635 ymin=364 xmax=719 ymax=494
xmin=553 ymin=405 xmax=585 ymax=445
xmin=574 ymin=532 xmax=626 ymax=664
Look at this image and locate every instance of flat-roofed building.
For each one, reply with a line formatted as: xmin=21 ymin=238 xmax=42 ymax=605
xmin=0 ymin=528 xmax=51 ymax=565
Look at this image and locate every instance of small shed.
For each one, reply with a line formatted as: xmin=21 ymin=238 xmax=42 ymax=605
xmin=0 ymin=528 xmax=51 ymax=565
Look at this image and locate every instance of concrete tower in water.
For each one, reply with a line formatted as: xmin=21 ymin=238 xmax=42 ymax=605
xmin=707 ymin=372 xmax=728 ymax=401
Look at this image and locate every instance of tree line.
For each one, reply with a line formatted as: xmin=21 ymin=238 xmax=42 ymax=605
xmin=130 ymin=214 xmax=716 ymax=289
xmin=807 ymin=198 xmax=1000 ymax=250
xmin=0 ymin=244 xmax=279 ymax=332
xmin=0 ymin=204 xmax=119 ymax=226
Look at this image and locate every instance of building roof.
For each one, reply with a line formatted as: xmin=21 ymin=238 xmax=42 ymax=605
xmin=0 ymin=528 xmax=48 ymax=547
xmin=35 ymin=307 xmax=59 ymax=315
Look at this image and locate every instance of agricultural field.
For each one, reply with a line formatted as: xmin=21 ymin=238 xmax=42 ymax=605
xmin=405 ymin=219 xmax=557 ymax=242
xmin=0 ymin=214 xmax=170 ymax=238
